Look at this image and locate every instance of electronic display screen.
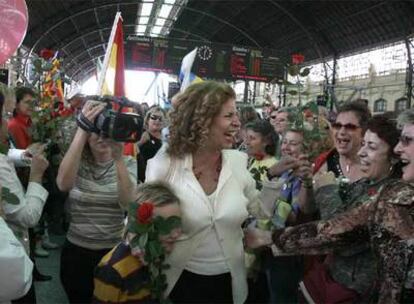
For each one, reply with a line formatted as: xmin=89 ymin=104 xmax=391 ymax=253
xmin=125 ymin=36 xmax=285 ymax=82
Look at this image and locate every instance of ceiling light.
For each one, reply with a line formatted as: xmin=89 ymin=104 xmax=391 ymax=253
xmin=139 ymin=17 xmax=149 ymax=24
xmin=137 ymin=24 xmax=147 ymax=33
xmin=164 ymin=0 xmax=176 ymax=4
xmin=152 ymin=26 xmax=162 ymax=34
xmin=159 ymin=4 xmax=172 ymax=18
xmin=155 ymin=18 xmax=166 ymax=27
xmin=141 ymin=2 xmax=153 ymax=16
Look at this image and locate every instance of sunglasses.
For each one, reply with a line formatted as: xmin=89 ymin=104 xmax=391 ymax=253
xmin=399 ymin=135 xmax=414 ymax=147
xmin=150 ymin=114 xmax=163 ymax=121
xmin=331 ymin=122 xmax=361 ymax=131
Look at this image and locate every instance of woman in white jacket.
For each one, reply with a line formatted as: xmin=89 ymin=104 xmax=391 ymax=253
xmin=0 ymin=214 xmax=33 ymax=303
xmin=0 ymin=91 xmax=49 ymax=303
xmin=146 ymin=81 xmax=267 ymax=303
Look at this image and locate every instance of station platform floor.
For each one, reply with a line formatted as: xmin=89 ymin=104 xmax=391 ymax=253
xmin=34 ymin=234 xmax=68 ymax=304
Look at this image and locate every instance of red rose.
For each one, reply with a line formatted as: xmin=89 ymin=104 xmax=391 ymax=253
xmin=40 ymin=48 xmax=55 ymax=60
xmin=367 ymin=188 xmax=377 ymax=197
xmin=136 ymin=202 xmax=154 ymax=224
xmin=291 ymin=53 xmax=305 ymax=65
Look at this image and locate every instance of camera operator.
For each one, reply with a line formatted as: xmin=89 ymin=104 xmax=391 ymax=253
xmin=56 ymin=100 xmax=137 ymax=303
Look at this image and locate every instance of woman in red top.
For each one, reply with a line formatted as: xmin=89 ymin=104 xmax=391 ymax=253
xmin=8 ymin=87 xmax=35 ymax=149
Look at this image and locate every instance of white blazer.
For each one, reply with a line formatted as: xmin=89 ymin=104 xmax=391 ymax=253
xmin=146 ymin=146 xmax=266 ymax=303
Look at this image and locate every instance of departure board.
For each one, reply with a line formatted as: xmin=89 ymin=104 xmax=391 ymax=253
xmin=125 ymin=36 xmax=285 ymax=82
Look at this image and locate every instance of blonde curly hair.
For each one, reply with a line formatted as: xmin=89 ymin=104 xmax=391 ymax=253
xmin=167 ymin=81 xmax=236 ymax=157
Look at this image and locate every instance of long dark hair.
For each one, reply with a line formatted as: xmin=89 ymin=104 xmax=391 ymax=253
xmin=367 ymin=115 xmax=402 ymax=178
xmin=245 ymin=119 xmax=279 ymax=156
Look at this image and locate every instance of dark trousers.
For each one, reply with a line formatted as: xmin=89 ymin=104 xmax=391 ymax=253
xmin=263 ymin=253 xmax=303 ymax=304
xmin=60 ymin=240 xmax=110 ymax=304
xmin=169 ymin=270 xmax=233 ymax=303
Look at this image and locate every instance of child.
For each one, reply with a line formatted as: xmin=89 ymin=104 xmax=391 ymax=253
xmin=93 ymin=182 xmax=182 ymax=303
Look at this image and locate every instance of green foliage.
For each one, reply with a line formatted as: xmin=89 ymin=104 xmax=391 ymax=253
xmin=300 ymin=67 xmax=311 ymax=77
xmin=128 ymin=204 xmax=181 ymax=304
xmin=27 ymin=55 xmax=72 ymax=163
xmin=249 ymin=166 xmax=268 ymax=190
xmin=0 ymin=142 xmax=9 ymax=155
xmin=288 ymin=65 xmax=300 ymax=76
xmin=2 ymin=187 xmax=19 ymax=205
xmin=286 ymin=64 xmax=313 ymax=103
xmin=156 ymin=215 xmax=181 ymax=235
xmin=286 ymin=101 xmax=330 ymax=160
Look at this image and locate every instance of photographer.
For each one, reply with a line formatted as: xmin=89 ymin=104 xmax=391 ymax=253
xmin=56 ymin=100 xmax=137 ymax=303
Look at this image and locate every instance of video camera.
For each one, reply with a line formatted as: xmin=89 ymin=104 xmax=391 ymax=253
xmin=77 ymin=95 xmax=143 ymax=143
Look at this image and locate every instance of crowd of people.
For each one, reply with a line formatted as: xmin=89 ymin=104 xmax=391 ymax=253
xmin=0 ymin=80 xmax=413 ymax=304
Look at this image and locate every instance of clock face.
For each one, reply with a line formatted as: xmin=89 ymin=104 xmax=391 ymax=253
xmin=197 ymin=45 xmax=213 ymax=61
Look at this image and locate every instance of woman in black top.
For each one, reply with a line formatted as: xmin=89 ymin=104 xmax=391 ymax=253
xmin=137 ymin=106 xmax=165 ymax=182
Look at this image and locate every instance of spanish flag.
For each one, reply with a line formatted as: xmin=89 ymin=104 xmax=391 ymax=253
xmin=97 ymin=12 xmax=135 ymax=156
xmin=97 ymin=12 xmax=125 ymax=97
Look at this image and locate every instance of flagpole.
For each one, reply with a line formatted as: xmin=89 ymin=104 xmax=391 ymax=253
xmin=96 ymin=12 xmax=122 ymax=95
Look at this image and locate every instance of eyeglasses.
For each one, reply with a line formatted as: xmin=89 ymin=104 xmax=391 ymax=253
xmin=331 ymin=122 xmax=361 ymax=131
xmin=282 ymin=140 xmax=302 ymax=146
xmin=150 ymin=114 xmax=163 ymax=121
xmin=399 ymin=135 xmax=414 ymax=147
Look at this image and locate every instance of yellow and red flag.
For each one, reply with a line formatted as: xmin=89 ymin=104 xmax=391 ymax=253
xmin=97 ymin=12 xmax=135 ymax=156
xmin=97 ymin=12 xmax=125 ymax=97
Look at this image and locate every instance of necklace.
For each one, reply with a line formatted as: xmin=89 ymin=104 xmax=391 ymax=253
xmin=193 ymin=154 xmax=222 ymax=182
xmin=338 ymin=154 xmax=353 ymax=175
xmin=91 ymin=160 xmax=114 ymax=180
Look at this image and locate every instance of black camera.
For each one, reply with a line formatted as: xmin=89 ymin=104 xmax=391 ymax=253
xmin=77 ymin=95 xmax=143 ymax=143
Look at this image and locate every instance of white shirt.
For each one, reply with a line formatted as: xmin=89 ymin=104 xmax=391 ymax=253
xmin=146 ymin=146 xmax=268 ymax=303
xmin=0 ymin=217 xmax=33 ymax=303
xmin=185 ymin=190 xmax=230 ymax=275
xmin=0 ymin=154 xmax=49 ymax=252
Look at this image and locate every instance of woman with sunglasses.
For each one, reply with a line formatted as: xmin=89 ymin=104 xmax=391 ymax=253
xmin=137 ymin=106 xmax=165 ymax=182
xmin=314 ymin=101 xmax=369 ymax=185
xmin=292 ymin=101 xmax=371 ymax=303
xmin=247 ymin=115 xmax=406 ymax=303
xmin=249 ymin=114 xmax=413 ymax=304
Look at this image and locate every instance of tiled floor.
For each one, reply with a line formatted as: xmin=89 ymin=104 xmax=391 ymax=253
xmin=34 ymin=235 xmax=68 ymax=304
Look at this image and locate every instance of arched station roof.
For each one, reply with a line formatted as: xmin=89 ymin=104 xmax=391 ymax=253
xmin=23 ymin=0 xmax=414 ymax=83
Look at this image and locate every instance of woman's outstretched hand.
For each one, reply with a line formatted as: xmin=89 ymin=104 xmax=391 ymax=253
xmin=243 ymin=227 xmax=272 ymax=249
